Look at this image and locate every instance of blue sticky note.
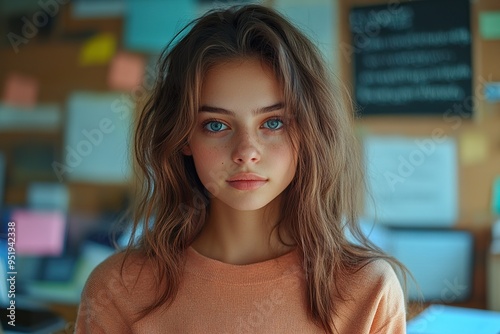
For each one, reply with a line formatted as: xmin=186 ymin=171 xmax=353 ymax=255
xmin=493 ymin=176 xmax=500 ymax=215
xmin=485 ymin=82 xmax=500 ymax=102
xmin=124 ymin=0 xmax=197 ymax=53
xmin=274 ymin=1 xmax=337 ymax=69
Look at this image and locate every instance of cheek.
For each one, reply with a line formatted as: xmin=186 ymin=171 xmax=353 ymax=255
xmin=269 ymin=141 xmax=297 ymax=167
xmin=191 ymin=144 xmax=226 ymax=178
xmin=192 ymin=145 xmax=214 ymax=160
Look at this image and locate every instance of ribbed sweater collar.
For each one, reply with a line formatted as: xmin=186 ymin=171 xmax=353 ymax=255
xmin=184 ymin=246 xmax=302 ymax=285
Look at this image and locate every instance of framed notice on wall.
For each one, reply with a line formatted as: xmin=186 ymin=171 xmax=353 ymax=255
xmin=349 ymin=0 xmax=472 ymax=116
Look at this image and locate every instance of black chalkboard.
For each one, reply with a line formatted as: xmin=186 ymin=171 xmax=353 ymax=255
xmin=349 ymin=0 xmax=472 ymax=116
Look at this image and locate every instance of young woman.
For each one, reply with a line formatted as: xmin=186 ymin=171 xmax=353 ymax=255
xmin=76 ymin=4 xmax=407 ymax=333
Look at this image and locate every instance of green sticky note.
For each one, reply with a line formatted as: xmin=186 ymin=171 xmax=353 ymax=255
xmin=493 ymin=177 xmax=500 ymax=215
xmin=480 ymin=12 xmax=500 ymax=40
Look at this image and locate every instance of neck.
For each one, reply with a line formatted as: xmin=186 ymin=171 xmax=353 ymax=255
xmin=191 ymin=195 xmax=293 ymax=265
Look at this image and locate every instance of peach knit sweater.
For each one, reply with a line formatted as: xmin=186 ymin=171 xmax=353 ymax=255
xmin=75 ymin=247 xmax=406 ymax=333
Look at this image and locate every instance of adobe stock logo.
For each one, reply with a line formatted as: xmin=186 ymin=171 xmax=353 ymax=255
xmin=7 ymin=0 xmax=70 ymax=53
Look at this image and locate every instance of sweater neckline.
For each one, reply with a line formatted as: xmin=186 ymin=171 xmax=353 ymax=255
xmin=185 ymin=246 xmax=302 ymax=285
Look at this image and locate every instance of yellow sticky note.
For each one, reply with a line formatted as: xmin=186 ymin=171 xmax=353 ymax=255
xmin=459 ymin=131 xmax=488 ymax=166
xmin=79 ymin=33 xmax=117 ymax=66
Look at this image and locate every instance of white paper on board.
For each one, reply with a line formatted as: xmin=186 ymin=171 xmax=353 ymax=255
xmin=364 ymin=135 xmax=458 ymax=227
xmin=64 ymin=92 xmax=133 ymax=183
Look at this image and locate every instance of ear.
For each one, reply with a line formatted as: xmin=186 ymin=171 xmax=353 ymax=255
xmin=181 ymin=144 xmax=192 ymax=156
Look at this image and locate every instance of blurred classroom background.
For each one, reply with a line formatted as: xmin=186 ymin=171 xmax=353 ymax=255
xmin=0 ymin=0 xmax=499 ymax=332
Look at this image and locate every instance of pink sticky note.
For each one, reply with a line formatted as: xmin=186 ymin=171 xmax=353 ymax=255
xmin=11 ymin=210 xmax=66 ymax=256
xmin=2 ymin=72 xmax=39 ymax=108
xmin=107 ymin=52 xmax=146 ymax=91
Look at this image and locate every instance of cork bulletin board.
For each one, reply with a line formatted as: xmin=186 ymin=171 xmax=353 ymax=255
xmin=339 ymin=0 xmax=500 ymax=225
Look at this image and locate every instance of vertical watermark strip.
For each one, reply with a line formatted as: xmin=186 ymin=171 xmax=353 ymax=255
xmin=6 ymin=221 xmax=16 ymax=327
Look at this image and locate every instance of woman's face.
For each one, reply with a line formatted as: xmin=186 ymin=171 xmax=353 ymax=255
xmin=183 ymin=57 xmax=297 ymax=211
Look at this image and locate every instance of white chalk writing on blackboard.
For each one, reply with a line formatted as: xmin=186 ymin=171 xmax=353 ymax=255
xmin=359 ymin=64 xmax=471 ymax=85
xmin=350 ymin=6 xmax=414 ymax=32
xmin=355 ymin=28 xmax=470 ymax=51
xmin=362 ymin=50 xmax=455 ymax=68
xmin=350 ymin=0 xmax=472 ymax=114
xmin=358 ymin=85 xmax=465 ymax=105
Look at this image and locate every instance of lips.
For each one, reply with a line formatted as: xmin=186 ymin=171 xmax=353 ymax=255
xmin=227 ymin=173 xmax=267 ymax=182
xmin=226 ymin=173 xmax=268 ymax=190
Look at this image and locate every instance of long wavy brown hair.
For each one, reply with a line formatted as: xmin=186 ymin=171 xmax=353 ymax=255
xmin=127 ymin=4 xmax=407 ymax=333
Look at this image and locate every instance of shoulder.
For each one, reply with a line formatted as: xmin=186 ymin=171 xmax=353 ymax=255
xmin=355 ymin=258 xmax=402 ymax=291
xmin=345 ymin=258 xmax=405 ymax=307
xmin=81 ymin=250 xmax=158 ymax=311
xmin=334 ymin=258 xmax=407 ymax=333
xmin=76 ymin=250 xmax=159 ymax=331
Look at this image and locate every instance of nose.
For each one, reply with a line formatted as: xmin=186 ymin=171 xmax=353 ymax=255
xmin=231 ymin=131 xmax=261 ymax=164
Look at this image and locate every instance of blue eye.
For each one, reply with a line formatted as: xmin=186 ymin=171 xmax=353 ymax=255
xmin=263 ymin=118 xmax=283 ymax=130
xmin=204 ymin=121 xmax=228 ymax=132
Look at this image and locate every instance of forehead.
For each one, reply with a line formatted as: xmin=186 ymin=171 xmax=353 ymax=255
xmin=200 ymin=58 xmax=283 ymax=111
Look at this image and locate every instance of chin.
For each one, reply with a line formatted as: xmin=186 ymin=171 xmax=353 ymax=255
xmin=217 ymin=195 xmax=279 ymax=212
xmin=225 ymin=201 xmax=271 ymax=212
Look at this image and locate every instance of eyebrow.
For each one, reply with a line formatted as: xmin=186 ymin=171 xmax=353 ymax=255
xmin=198 ymin=102 xmax=285 ymax=116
